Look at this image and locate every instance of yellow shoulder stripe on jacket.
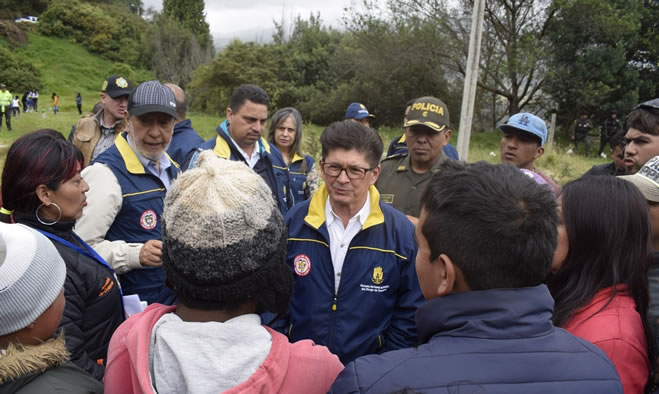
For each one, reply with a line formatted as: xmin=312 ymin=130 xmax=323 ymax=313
xmin=212 ymin=135 xmax=231 ymax=159
xmin=287 ymin=238 xmax=330 ymax=248
xmin=348 ymin=246 xmax=408 ymax=261
xmin=115 ymin=135 xmax=145 ymax=174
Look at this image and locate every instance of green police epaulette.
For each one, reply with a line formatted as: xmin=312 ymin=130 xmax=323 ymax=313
xmin=382 ymin=152 xmax=407 ymax=161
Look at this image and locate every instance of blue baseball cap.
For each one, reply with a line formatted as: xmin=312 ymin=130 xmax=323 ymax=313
xmin=344 ymin=102 xmax=374 ymax=120
xmin=499 ymin=113 xmax=547 ymax=146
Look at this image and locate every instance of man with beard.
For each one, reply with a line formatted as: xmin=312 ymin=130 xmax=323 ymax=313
xmin=76 ymin=81 xmax=179 ymax=305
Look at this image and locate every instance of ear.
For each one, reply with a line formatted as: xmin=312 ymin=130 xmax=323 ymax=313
xmin=436 ymin=254 xmax=456 ymax=296
xmin=369 ymin=165 xmax=381 ymax=185
xmin=534 ymin=146 xmax=545 ymax=160
xmin=35 ymin=185 xmax=53 ymax=205
xmin=445 ymin=129 xmax=452 ymax=143
xmin=226 ymin=107 xmax=233 ymax=119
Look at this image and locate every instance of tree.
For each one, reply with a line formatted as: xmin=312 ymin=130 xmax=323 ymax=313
xmin=546 ymin=0 xmax=644 ymax=128
xmin=142 ymin=14 xmax=206 ymax=88
xmin=162 ymin=0 xmax=213 ymax=51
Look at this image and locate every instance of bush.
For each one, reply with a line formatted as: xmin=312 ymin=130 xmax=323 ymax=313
xmin=38 ymin=0 xmax=148 ymax=67
xmin=0 ymin=46 xmax=41 ymax=92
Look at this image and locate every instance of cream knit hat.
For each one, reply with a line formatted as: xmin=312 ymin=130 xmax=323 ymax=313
xmin=162 ymin=151 xmax=293 ymax=311
xmin=0 ymin=223 xmax=66 ymax=336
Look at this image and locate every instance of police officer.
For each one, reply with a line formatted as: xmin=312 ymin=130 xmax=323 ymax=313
xmin=0 ymin=84 xmax=13 ymax=131
xmin=376 ymin=96 xmax=451 ymax=225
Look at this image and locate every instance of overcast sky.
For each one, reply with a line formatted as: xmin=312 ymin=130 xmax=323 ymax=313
xmin=142 ymin=0 xmax=366 ymax=43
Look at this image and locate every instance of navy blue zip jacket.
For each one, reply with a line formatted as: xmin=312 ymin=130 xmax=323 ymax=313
xmin=186 ymin=120 xmax=291 ymax=215
xmin=330 ymin=285 xmax=623 ymax=393
xmin=93 ymin=134 xmax=179 ymax=305
xmin=278 ymin=184 xmax=423 ymax=364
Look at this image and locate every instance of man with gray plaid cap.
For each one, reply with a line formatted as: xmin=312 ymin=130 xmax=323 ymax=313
xmin=77 ymin=80 xmax=180 ymax=305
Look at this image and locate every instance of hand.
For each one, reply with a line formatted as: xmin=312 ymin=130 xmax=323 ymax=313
xmin=139 ymin=240 xmax=162 ymax=267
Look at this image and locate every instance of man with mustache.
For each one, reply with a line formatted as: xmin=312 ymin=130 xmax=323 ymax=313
xmin=499 ymin=112 xmax=560 ymax=194
xmin=376 ymin=96 xmax=452 ymax=226
xmin=185 ymin=84 xmax=291 ymax=214
xmin=77 ymin=80 xmax=179 ymax=305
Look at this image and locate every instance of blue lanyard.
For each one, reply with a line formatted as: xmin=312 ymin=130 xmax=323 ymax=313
xmin=34 ymin=229 xmax=124 ymax=299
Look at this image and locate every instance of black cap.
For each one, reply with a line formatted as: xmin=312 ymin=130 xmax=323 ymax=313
xmin=101 ymin=75 xmax=132 ymax=98
xmin=128 ymin=80 xmax=177 ymax=119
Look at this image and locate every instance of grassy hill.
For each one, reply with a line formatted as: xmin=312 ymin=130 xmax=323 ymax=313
xmin=13 ymin=33 xmax=153 ymax=113
xmin=0 ymin=32 xmax=610 ymax=183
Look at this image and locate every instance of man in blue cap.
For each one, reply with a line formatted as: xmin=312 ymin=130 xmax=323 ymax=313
xmin=499 ymin=112 xmax=560 ymax=194
xmin=344 ymin=102 xmax=375 ymax=128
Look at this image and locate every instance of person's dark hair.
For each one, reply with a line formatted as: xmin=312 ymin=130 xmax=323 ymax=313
xmin=229 ymin=84 xmax=269 ymax=112
xmin=267 ymin=107 xmax=305 ymax=169
xmin=0 ymin=129 xmax=84 ymax=223
xmin=420 ymin=161 xmax=557 ymax=290
xmin=627 ymin=106 xmax=659 ymax=136
xmin=320 ymin=120 xmax=383 ymax=168
xmin=609 ymin=131 xmax=625 ymax=149
xmin=51 ymin=92 xmax=57 ymax=99
xmin=548 ymin=176 xmax=655 ymax=376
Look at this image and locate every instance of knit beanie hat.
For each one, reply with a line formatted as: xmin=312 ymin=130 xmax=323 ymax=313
xmin=162 ymin=151 xmax=293 ymax=312
xmin=0 ymin=223 xmax=66 ymax=336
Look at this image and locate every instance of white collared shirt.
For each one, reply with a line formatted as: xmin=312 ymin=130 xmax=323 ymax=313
xmin=325 ymin=193 xmax=370 ymax=293
xmin=227 ymin=133 xmax=260 ymax=169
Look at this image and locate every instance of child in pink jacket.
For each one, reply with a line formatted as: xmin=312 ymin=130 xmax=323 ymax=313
xmin=104 ymin=152 xmax=343 ymax=393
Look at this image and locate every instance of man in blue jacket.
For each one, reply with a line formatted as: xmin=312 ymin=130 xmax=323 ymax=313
xmin=185 ymin=84 xmax=291 ymax=214
xmin=331 ymin=160 xmax=623 ymax=393
xmin=165 ymin=83 xmax=203 ymax=165
xmin=279 ymin=120 xmax=423 ymax=364
xmin=77 ymin=80 xmax=180 ymax=305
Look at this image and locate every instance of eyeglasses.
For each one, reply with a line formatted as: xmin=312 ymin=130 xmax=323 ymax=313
xmin=321 ymin=161 xmax=375 ymax=180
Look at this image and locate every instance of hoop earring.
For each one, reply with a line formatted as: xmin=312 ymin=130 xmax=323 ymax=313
xmin=35 ymin=203 xmax=61 ymax=226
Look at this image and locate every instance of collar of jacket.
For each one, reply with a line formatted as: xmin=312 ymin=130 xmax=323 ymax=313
xmin=213 ymin=120 xmax=271 ymax=159
xmin=291 ymin=152 xmax=304 ymax=163
xmin=116 ymin=133 xmax=179 ymax=174
xmin=304 ymin=183 xmax=384 ymax=231
xmin=415 ymin=285 xmax=555 ymax=344
xmin=0 ymin=334 xmax=69 ymax=383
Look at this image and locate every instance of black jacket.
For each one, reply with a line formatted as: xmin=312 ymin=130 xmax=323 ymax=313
xmin=14 ymin=213 xmax=125 ymax=381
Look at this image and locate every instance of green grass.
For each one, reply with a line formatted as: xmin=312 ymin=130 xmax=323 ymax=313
xmin=0 ymin=110 xmax=610 ymax=185
xmin=12 ymin=33 xmax=152 ymax=114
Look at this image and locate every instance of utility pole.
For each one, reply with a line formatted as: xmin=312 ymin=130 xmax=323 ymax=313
xmin=456 ymin=0 xmax=486 ymax=161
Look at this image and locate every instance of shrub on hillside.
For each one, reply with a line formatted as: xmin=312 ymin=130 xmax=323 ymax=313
xmin=38 ymin=0 xmax=147 ymax=67
xmin=0 ymin=46 xmax=41 ymax=92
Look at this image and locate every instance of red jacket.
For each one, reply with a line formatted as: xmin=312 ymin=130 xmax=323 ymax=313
xmin=564 ymin=285 xmax=649 ymax=394
xmin=104 ymin=303 xmax=344 ymax=393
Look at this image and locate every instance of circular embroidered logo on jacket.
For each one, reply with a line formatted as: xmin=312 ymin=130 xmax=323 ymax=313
xmin=294 ymin=254 xmax=311 ymax=276
xmin=140 ymin=210 xmax=158 ymax=230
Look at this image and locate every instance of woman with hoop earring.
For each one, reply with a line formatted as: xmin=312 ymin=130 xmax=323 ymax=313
xmin=0 ymin=129 xmax=125 ymax=381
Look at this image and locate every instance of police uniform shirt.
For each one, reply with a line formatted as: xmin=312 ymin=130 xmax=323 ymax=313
xmin=375 ymin=153 xmax=446 ymax=218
